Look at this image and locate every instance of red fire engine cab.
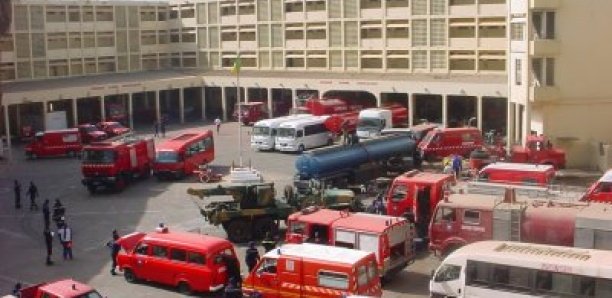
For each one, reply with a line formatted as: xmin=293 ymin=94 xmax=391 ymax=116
xmin=581 ymin=169 xmax=612 ymax=203
xmin=81 ymin=135 xmax=154 ymax=193
xmin=510 ymin=134 xmax=566 ymax=169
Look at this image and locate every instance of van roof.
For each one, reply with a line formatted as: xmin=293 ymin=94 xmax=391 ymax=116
xmin=332 ymin=213 xmax=407 ymax=233
xmin=277 ymin=116 xmax=330 ymax=128
xmin=481 ymin=162 xmax=555 ymax=172
xmin=394 ymin=171 xmax=454 ymax=185
xmin=268 ymin=243 xmax=371 ymax=265
xmin=156 ymin=131 xmax=212 ymax=151
xmin=143 ymin=230 xmax=231 ymax=251
xmin=38 ymin=279 xmax=95 ymax=296
xmin=434 ymin=127 xmax=480 ymax=133
xmin=253 ymin=114 xmax=314 ymax=127
xmin=600 ymin=169 xmax=612 ymax=183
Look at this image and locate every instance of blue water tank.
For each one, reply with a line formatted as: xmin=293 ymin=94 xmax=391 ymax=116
xmin=362 ymin=134 xmax=415 ymax=161
xmin=295 ymin=144 xmax=369 ymax=179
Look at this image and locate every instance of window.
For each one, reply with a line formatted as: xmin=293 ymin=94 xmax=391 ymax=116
xmin=515 ymin=59 xmax=522 ymax=85
xmin=510 ymin=23 xmax=524 ymax=41
xmin=434 ymin=207 xmax=456 ymax=222
xmin=463 ymin=210 xmax=480 ymax=225
xmin=257 ymin=258 xmax=278 ymax=274
xmin=367 ymin=260 xmax=377 ymax=282
xmin=135 ymin=243 xmax=148 ymax=255
xmin=152 ymin=246 xmax=168 ymax=258
xmin=357 ymin=265 xmax=368 ymax=287
xmin=532 ymin=11 xmax=555 ymax=39
xmin=532 ymin=57 xmax=555 ymax=86
xmin=170 ymin=249 xmax=186 ymax=261
xmin=434 ymin=264 xmax=461 ymax=282
xmin=466 ymin=260 xmax=490 ymax=286
xmin=187 ymin=252 xmax=205 ymax=265
xmin=390 ymin=185 xmax=407 ymax=202
xmin=318 ymin=271 xmax=349 ymax=290
xmin=289 ymin=221 xmax=306 ymax=234
xmin=412 ymin=20 xmax=428 ymax=46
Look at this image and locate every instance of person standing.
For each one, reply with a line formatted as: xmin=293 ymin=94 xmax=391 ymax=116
xmin=13 ymin=180 xmax=21 ymax=209
xmin=160 ymin=116 xmax=167 ymax=138
xmin=42 ymin=199 xmax=50 ymax=230
xmin=26 ymin=181 xmax=39 ymax=211
xmin=57 ymin=223 xmax=73 ymax=260
xmin=153 ymin=120 xmax=159 ymax=138
xmin=452 ymin=154 xmax=463 ymax=180
xmin=44 ymin=228 xmax=54 ymax=266
xmin=245 ymin=241 xmax=261 ymax=273
xmin=214 ymin=117 xmax=222 ymax=134
xmin=261 ymin=232 xmax=276 ymax=253
xmin=106 ymin=230 xmax=121 ymax=275
xmin=341 ymin=121 xmax=349 ymax=145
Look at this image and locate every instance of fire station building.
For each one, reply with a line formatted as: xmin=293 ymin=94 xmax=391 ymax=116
xmin=0 ymin=0 xmax=611 ymax=169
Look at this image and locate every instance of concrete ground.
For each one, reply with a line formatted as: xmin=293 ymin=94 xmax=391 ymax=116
xmin=0 ymin=121 xmax=600 ymax=297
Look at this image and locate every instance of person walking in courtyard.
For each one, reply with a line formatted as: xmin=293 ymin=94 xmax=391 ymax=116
xmin=44 ymin=228 xmax=54 ymax=266
xmin=42 ymin=199 xmax=50 ymax=230
xmin=452 ymin=154 xmax=463 ymax=180
xmin=160 ymin=116 xmax=167 ymax=138
xmin=153 ymin=120 xmax=159 ymax=138
xmin=215 ymin=117 xmax=222 ymax=134
xmin=106 ymin=230 xmax=121 ymax=275
xmin=245 ymin=241 xmax=261 ymax=273
xmin=26 ymin=181 xmax=39 ymax=211
xmin=57 ymin=222 xmax=73 ymax=260
xmin=13 ymin=180 xmax=21 ymax=209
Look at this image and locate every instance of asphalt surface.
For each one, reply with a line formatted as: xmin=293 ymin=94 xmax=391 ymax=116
xmin=0 ymin=121 xmax=443 ymax=297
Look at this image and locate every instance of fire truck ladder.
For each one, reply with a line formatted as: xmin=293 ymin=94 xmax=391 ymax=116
xmin=492 ymin=200 xmax=526 ymax=242
xmin=509 ymin=207 xmax=522 ymax=241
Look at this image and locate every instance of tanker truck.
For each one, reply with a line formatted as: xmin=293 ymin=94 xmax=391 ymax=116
xmin=294 ymin=134 xmax=420 ymax=189
xmin=428 ymin=188 xmax=612 ymax=257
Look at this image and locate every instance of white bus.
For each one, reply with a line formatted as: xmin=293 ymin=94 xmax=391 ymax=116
xmin=250 ymin=114 xmax=314 ymax=150
xmin=275 ymin=116 xmax=334 ymax=152
xmin=430 ymin=241 xmax=612 ymax=298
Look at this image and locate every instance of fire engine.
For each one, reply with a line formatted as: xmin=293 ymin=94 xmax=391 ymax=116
xmin=510 ymin=135 xmax=566 ymax=169
xmin=285 ymin=207 xmax=415 ymax=280
xmin=428 ymin=188 xmax=612 ymax=257
xmin=81 ymin=135 xmax=154 ymax=193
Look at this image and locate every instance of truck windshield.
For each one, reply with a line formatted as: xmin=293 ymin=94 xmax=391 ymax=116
xmin=75 ymin=291 xmax=103 ymax=298
xmin=358 ymin=118 xmax=384 ymax=130
xmin=83 ymin=150 xmax=115 ymax=163
xmin=252 ymin=126 xmax=270 ymax=136
xmin=156 ymin=151 xmax=178 ymax=163
xmin=277 ymin=128 xmax=295 ymax=138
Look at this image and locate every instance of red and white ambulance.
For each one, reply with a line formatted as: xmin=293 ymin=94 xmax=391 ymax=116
xmin=285 ymin=207 xmax=415 ymax=280
xmin=242 ymin=243 xmax=382 ymax=297
xmin=24 ymin=129 xmax=82 ymax=159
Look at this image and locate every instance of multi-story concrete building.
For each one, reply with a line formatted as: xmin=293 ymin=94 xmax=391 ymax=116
xmin=0 ymin=0 xmax=609 ymax=168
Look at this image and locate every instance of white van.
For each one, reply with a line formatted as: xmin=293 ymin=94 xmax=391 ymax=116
xmin=275 ymin=116 xmax=334 ymax=152
xmin=250 ymin=114 xmax=314 ymax=150
xmin=356 ymin=108 xmax=393 ymax=139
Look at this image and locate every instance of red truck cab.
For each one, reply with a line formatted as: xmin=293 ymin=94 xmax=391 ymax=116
xmin=77 ymin=124 xmax=107 ymax=144
xmin=511 ymin=135 xmax=566 ymax=169
xmin=24 ymin=129 xmax=82 ymax=159
xmin=582 ymin=169 xmax=612 ymax=203
xmin=96 ymin=121 xmax=131 ymax=137
xmin=17 ymin=279 xmax=101 ymax=298
xmin=153 ymin=131 xmax=215 ymax=180
xmin=233 ymin=102 xmax=267 ymax=125
xmin=117 ymin=227 xmax=237 ymax=295
xmin=477 ymin=162 xmax=556 ymax=186
xmin=418 ymin=127 xmax=484 ymax=161
xmin=81 ymin=136 xmax=154 ymax=193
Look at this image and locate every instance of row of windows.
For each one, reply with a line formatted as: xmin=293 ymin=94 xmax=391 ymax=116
xmin=466 ymin=260 xmax=612 ymax=297
xmin=303 ymin=123 xmax=328 ymax=136
xmin=134 ymin=243 xmax=207 ymax=265
xmin=185 ymin=136 xmax=213 ymax=157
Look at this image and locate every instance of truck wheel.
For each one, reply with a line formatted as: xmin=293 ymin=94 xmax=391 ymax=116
xmin=327 ymin=138 xmax=334 ymax=146
xmin=87 ymin=185 xmax=96 ymax=194
xmin=177 ymin=281 xmax=192 ymax=295
xmin=124 ymin=269 xmax=138 ymax=283
xmin=141 ymin=166 xmax=151 ymax=179
xmin=115 ymin=176 xmax=126 ymax=191
xmin=226 ymin=219 xmax=252 ymax=243
xmin=298 ymin=144 xmax=305 ymax=153
xmin=254 ymin=217 xmax=278 ymax=239
xmin=30 ymin=153 xmax=37 ymax=160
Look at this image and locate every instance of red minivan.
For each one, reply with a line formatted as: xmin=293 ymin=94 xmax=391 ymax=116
xmin=418 ymin=127 xmax=483 ymax=161
xmin=581 ymin=169 xmax=612 ymax=203
xmin=25 ymin=129 xmax=82 ymax=159
xmin=477 ymin=162 xmax=556 ymax=186
xmin=117 ymin=227 xmax=238 ymax=295
xmin=153 ymin=131 xmax=215 ymax=179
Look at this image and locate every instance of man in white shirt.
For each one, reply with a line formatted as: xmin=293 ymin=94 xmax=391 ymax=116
xmin=57 ymin=223 xmax=73 ymax=260
xmin=214 ymin=117 xmax=222 ymax=134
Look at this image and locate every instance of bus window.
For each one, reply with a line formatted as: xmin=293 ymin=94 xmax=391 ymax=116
xmin=434 ymin=264 xmax=461 ymax=282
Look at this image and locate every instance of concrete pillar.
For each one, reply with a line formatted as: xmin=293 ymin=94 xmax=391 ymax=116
xmin=72 ymin=98 xmax=78 ymax=126
xmin=442 ymin=94 xmax=448 ymax=128
xmin=408 ymin=95 xmax=414 ymax=127
xmin=100 ymin=96 xmax=106 ymax=122
xmin=477 ymin=96 xmax=483 ymax=130
xmin=221 ymin=87 xmax=227 ymax=121
xmin=376 ymin=94 xmax=382 ymax=107
xmin=201 ymin=87 xmax=207 ymax=121
xmin=3 ymin=104 xmax=11 ymax=149
xmin=291 ymin=89 xmax=297 ymax=109
xmin=245 ymin=87 xmax=250 ymax=103
xmin=155 ymin=91 xmax=161 ymax=124
xmin=43 ymin=101 xmax=48 ymax=130
xmin=179 ymin=88 xmax=185 ymax=124
xmin=267 ymin=88 xmax=273 ymax=117
xmin=128 ymin=93 xmax=134 ymax=129
xmin=15 ymin=104 xmax=21 ymax=133
xmin=506 ymin=102 xmax=514 ymax=155
xmin=523 ymin=103 xmax=531 ymax=146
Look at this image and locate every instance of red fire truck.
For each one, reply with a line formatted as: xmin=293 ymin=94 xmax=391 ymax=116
xmin=581 ymin=169 xmax=612 ymax=203
xmin=15 ymin=279 xmax=102 ymax=298
xmin=428 ymin=188 xmax=612 ymax=257
xmin=24 ymin=129 xmax=82 ymax=159
xmin=81 ymin=135 xmax=154 ymax=193
xmin=285 ymin=207 xmax=415 ymax=280
xmin=233 ymin=102 xmax=267 ymax=125
xmin=510 ymin=134 xmax=566 ymax=169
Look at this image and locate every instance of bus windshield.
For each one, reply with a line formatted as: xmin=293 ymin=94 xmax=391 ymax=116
xmin=83 ymin=150 xmax=115 ymax=163
xmin=156 ymin=151 xmax=178 ymax=163
xmin=252 ymin=126 xmax=270 ymax=136
xmin=358 ymin=118 xmax=384 ymax=129
xmin=277 ymin=128 xmax=295 ymax=138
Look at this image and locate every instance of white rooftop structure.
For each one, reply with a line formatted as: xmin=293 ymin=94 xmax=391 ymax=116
xmin=266 ymin=243 xmax=371 ymax=265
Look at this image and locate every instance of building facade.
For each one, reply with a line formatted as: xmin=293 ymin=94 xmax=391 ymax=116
xmin=0 ymin=0 xmax=609 ymax=168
